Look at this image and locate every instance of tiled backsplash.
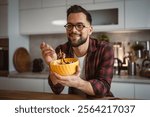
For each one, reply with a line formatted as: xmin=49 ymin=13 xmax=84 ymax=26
xmin=30 ymin=30 xmax=150 ymax=70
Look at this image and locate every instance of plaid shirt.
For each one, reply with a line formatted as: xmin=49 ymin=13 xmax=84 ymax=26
xmin=48 ymin=38 xmax=114 ymax=97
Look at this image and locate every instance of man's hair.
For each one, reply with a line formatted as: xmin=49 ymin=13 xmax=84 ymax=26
xmin=67 ymin=5 xmax=92 ymax=25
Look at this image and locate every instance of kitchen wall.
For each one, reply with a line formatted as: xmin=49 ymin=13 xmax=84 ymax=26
xmin=29 ymin=30 xmax=150 ymax=71
xmin=8 ymin=0 xmax=29 ymax=71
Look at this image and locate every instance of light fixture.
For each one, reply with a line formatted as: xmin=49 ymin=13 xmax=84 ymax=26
xmin=51 ymin=20 xmax=66 ymax=26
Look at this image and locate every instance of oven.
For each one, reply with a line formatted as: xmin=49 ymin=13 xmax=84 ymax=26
xmin=0 ymin=38 xmax=9 ymax=76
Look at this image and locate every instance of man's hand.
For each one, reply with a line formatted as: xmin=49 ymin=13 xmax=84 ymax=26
xmin=40 ymin=42 xmax=57 ymax=65
xmin=51 ymin=66 xmax=95 ymax=95
xmin=52 ymin=66 xmax=81 ymax=87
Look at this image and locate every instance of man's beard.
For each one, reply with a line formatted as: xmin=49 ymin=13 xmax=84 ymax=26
xmin=68 ymin=36 xmax=87 ymax=47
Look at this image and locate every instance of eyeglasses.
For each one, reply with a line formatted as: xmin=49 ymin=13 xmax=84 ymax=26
xmin=64 ymin=23 xmax=88 ymax=31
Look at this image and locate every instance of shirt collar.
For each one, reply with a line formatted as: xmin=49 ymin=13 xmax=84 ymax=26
xmin=87 ymin=38 xmax=98 ymax=53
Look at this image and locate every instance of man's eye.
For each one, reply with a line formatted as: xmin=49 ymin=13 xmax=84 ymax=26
xmin=67 ymin=25 xmax=72 ymax=28
xmin=77 ymin=24 xmax=83 ymax=28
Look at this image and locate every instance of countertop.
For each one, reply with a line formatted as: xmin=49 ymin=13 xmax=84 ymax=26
xmin=9 ymin=71 xmax=49 ymax=79
xmin=0 ymin=90 xmax=84 ymax=100
xmin=8 ymin=71 xmax=150 ymax=84
xmin=0 ymin=90 xmax=123 ymax=100
xmin=112 ymin=75 xmax=150 ymax=84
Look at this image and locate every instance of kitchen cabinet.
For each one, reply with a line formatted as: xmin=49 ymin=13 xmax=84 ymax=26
xmin=0 ymin=77 xmax=44 ymax=92
xmin=20 ymin=6 xmax=66 ymax=35
xmin=0 ymin=4 xmax=8 ymax=37
xmin=19 ymin=0 xmax=66 ymax=9
xmin=0 ymin=77 xmax=68 ymax=94
xmin=44 ymin=78 xmax=53 ymax=93
xmin=1 ymin=75 xmax=150 ymax=99
xmin=0 ymin=77 xmax=10 ymax=90
xmin=125 ymin=0 xmax=150 ymax=29
xmin=67 ymin=0 xmax=93 ymax=6
xmin=42 ymin=0 xmax=66 ymax=8
xmin=95 ymin=0 xmax=124 ymax=3
xmin=83 ymin=0 xmax=124 ymax=32
xmin=9 ymin=78 xmax=44 ymax=92
xmin=19 ymin=0 xmax=126 ymax=34
xmin=111 ymin=82 xmax=135 ymax=99
xmin=19 ymin=0 xmax=42 ymax=10
xmin=134 ymin=83 xmax=150 ymax=99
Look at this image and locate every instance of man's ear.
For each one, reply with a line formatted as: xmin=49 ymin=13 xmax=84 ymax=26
xmin=89 ymin=26 xmax=93 ymax=35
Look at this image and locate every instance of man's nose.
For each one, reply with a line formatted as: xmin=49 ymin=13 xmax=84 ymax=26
xmin=72 ymin=26 xmax=78 ymax=32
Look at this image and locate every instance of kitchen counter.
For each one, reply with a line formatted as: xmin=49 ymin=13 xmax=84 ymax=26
xmin=1 ymin=72 xmax=149 ymax=99
xmin=0 ymin=90 xmax=84 ymax=100
xmin=112 ymin=75 xmax=150 ymax=84
xmin=8 ymin=71 xmax=150 ymax=84
xmin=0 ymin=90 xmax=123 ymax=100
xmin=9 ymin=71 xmax=49 ymax=79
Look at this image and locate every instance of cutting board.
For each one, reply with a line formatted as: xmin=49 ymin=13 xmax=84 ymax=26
xmin=13 ymin=47 xmax=31 ymax=72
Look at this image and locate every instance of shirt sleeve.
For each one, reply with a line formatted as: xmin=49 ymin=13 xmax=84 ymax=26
xmin=89 ymin=43 xmax=114 ymax=96
xmin=48 ymin=75 xmax=64 ymax=94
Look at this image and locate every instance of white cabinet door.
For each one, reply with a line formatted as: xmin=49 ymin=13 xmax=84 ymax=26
xmin=135 ymin=83 xmax=150 ymax=99
xmin=125 ymin=0 xmax=150 ymax=29
xmin=111 ymin=82 xmax=134 ymax=99
xmin=42 ymin=0 xmax=66 ymax=8
xmin=95 ymin=0 xmax=123 ymax=3
xmin=0 ymin=77 xmax=10 ymax=90
xmin=44 ymin=78 xmax=53 ymax=93
xmin=0 ymin=5 xmax=8 ymax=37
xmin=67 ymin=0 xmax=93 ymax=5
xmin=83 ymin=1 xmax=124 ymax=32
xmin=20 ymin=6 xmax=66 ymax=35
xmin=8 ymin=78 xmax=44 ymax=92
xmin=19 ymin=0 xmax=42 ymax=10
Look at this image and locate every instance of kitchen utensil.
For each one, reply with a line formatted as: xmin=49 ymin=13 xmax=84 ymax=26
xmin=32 ymin=58 xmax=44 ymax=72
xmin=128 ymin=61 xmax=136 ymax=75
xmin=113 ymin=58 xmax=122 ymax=75
xmin=140 ymin=58 xmax=150 ymax=78
xmin=13 ymin=47 xmax=31 ymax=72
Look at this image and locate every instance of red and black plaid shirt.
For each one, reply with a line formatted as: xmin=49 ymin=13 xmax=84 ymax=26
xmin=49 ymin=38 xmax=114 ymax=97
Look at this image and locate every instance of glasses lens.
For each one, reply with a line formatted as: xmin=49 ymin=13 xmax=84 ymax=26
xmin=76 ymin=24 xmax=84 ymax=31
xmin=64 ymin=24 xmax=72 ymax=31
xmin=64 ymin=23 xmax=85 ymax=31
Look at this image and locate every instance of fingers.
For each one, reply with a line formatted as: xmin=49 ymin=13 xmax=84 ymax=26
xmin=40 ymin=42 xmax=57 ymax=64
xmin=40 ymin=42 xmax=55 ymax=53
xmin=53 ymin=72 xmax=67 ymax=81
xmin=75 ymin=66 xmax=81 ymax=76
xmin=50 ymin=72 xmax=67 ymax=86
xmin=42 ymin=48 xmax=55 ymax=58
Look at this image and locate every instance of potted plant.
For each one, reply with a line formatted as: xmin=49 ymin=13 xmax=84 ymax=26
xmin=131 ymin=43 xmax=144 ymax=59
xmin=131 ymin=43 xmax=144 ymax=51
xmin=97 ymin=33 xmax=110 ymax=42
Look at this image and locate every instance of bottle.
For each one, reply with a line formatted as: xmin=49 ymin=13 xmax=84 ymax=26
xmin=128 ymin=61 xmax=136 ymax=76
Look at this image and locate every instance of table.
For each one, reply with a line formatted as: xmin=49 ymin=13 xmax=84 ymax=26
xmin=0 ymin=90 xmax=123 ymax=100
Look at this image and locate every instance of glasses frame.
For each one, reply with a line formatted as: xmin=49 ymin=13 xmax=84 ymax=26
xmin=64 ymin=23 xmax=88 ymax=31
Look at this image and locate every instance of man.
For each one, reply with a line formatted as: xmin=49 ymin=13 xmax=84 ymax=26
xmin=40 ymin=5 xmax=114 ymax=97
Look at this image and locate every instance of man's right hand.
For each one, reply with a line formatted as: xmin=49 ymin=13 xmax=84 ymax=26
xmin=40 ymin=42 xmax=57 ymax=65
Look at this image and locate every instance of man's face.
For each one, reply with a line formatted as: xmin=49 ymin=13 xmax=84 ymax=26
xmin=65 ymin=12 xmax=93 ymax=47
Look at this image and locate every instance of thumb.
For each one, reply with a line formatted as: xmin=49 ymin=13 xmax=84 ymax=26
xmin=75 ymin=66 xmax=81 ymax=76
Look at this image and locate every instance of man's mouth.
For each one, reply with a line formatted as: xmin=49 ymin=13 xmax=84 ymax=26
xmin=70 ymin=33 xmax=80 ymax=37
